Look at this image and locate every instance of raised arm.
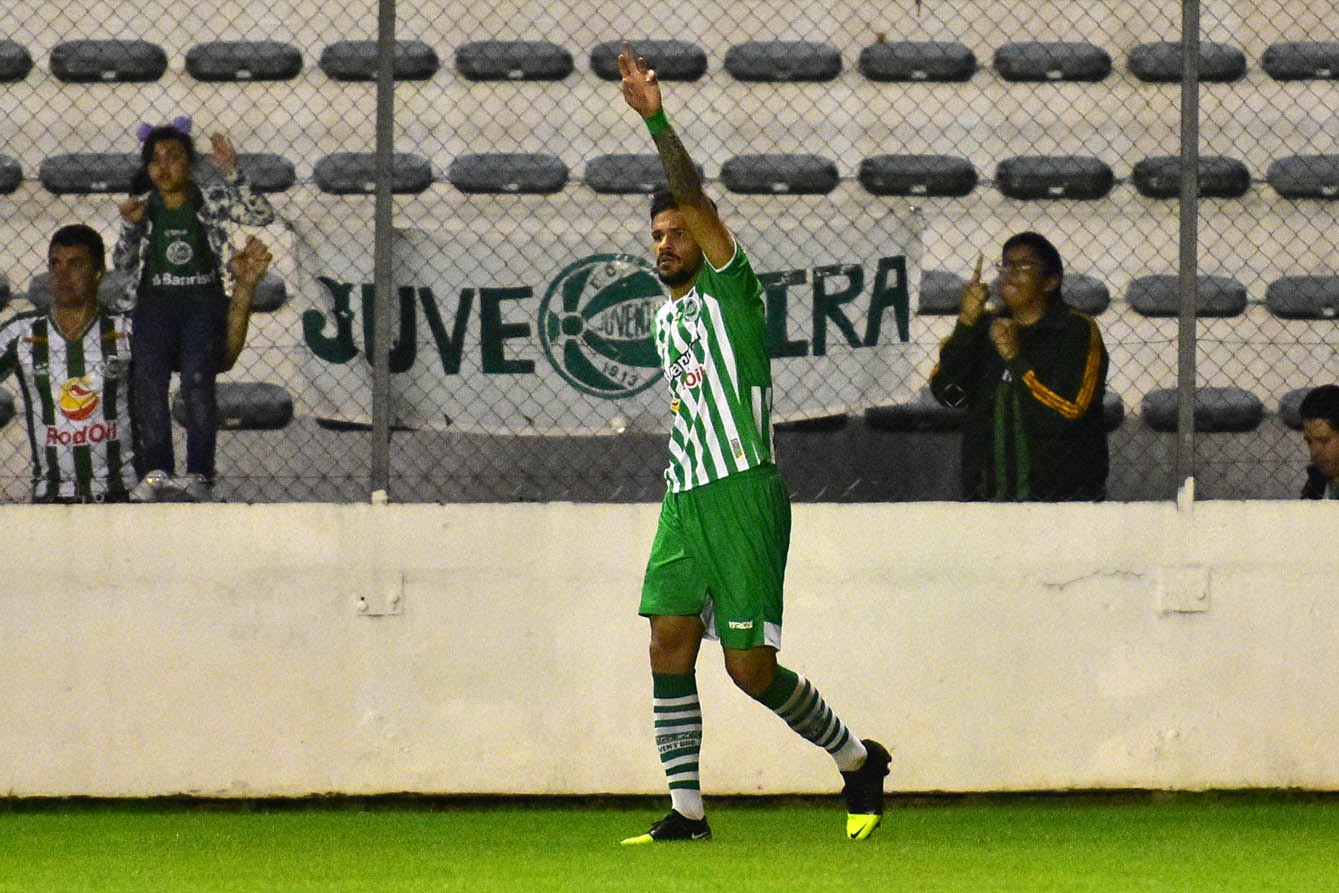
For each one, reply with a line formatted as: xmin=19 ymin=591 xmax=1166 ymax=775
xmin=222 ymin=236 xmax=272 ymax=371
xmin=617 ymin=41 xmax=734 ymax=270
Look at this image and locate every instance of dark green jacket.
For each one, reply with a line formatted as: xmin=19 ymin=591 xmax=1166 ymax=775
xmin=929 ymin=299 xmax=1109 ymax=500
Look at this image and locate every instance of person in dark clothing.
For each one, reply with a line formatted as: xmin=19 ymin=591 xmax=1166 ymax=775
xmin=1299 ymin=384 xmax=1339 ymax=500
xmin=929 ymin=232 xmax=1108 ymax=501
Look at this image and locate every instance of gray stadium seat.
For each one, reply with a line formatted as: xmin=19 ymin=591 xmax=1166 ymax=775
xmin=1062 ymin=273 xmax=1110 ymax=315
xmin=1102 ymin=390 xmax=1125 ymax=431
xmin=1265 ymin=276 xmax=1339 ymax=319
xmin=1130 ymin=155 xmax=1250 ymax=198
xmin=251 ymin=273 xmax=288 ymax=312
xmin=1127 ymin=274 xmax=1247 ymax=317
xmin=917 ymin=269 xmax=965 ymax=314
xmin=312 ymin=152 xmax=433 ymax=194
xmin=50 ymin=39 xmax=167 ymax=82
xmin=992 ymin=41 xmax=1111 ymax=82
xmin=589 ymin=40 xmax=706 ymax=81
xmin=720 ymin=154 xmax=838 ymax=194
xmin=995 ymin=156 xmax=1114 ymax=200
xmin=1278 ymin=387 xmax=1315 ymax=430
xmin=0 ymin=156 xmax=20 ymax=194
xmin=1262 ymin=41 xmax=1339 ymax=80
xmin=1141 ymin=387 xmax=1263 ymax=432
xmin=319 ymin=40 xmax=439 ymax=81
xmin=858 ymin=40 xmax=976 ymax=81
xmin=858 ymin=154 xmax=976 ymax=196
xmin=0 ymin=389 xmax=13 ymax=428
xmin=185 ymin=41 xmax=302 ymax=81
xmin=774 ymin=413 xmax=848 ymax=433
xmin=172 ymin=381 xmax=294 ymax=430
xmin=1266 ymin=155 xmax=1339 ymax=199
xmin=38 ymin=153 xmax=139 ymax=194
xmin=455 ymin=40 xmax=572 ymax=81
xmin=724 ymin=40 xmax=841 ymax=81
xmin=865 ymin=389 xmax=965 ymax=432
xmin=0 ymin=39 xmax=33 ymax=81
xmin=584 ymin=153 xmax=702 ymax=193
xmin=0 ymin=271 xmax=9 ymax=310
xmin=233 ymin=153 xmax=296 ymax=193
xmin=448 ymin=153 xmax=568 ymax=194
xmin=1126 ymin=41 xmax=1246 ymax=83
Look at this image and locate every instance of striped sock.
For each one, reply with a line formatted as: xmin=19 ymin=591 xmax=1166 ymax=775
xmin=653 ymin=672 xmax=704 ymax=820
xmin=759 ymin=666 xmax=866 ymax=772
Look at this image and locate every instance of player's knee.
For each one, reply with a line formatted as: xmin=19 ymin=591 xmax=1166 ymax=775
xmin=725 ymin=657 xmax=774 ymax=699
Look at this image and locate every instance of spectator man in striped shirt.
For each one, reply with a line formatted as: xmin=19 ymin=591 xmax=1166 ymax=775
xmin=616 ymin=42 xmax=890 ymax=846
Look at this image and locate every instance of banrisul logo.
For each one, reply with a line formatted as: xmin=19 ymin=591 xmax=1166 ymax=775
xmin=539 ymin=254 xmax=664 ymax=398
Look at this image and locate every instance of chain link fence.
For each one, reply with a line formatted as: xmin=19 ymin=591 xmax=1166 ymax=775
xmin=1 ymin=2 xmax=1335 ymax=503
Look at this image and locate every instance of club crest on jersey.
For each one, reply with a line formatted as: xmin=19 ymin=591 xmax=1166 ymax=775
xmin=166 ymin=237 xmax=193 ymax=266
xmin=57 ymin=377 xmax=100 ymax=421
xmin=539 ymin=254 xmax=665 ymax=398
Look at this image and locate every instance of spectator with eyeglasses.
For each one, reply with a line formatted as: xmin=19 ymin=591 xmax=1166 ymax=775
xmin=929 ymin=231 xmax=1109 ymax=500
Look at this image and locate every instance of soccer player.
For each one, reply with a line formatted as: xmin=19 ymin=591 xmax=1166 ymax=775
xmin=615 ymin=43 xmax=890 ymax=844
xmin=1 ymin=224 xmax=136 ymax=502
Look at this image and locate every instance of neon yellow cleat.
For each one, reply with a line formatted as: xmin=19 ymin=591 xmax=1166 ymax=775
xmin=620 ymin=810 xmax=711 ymax=845
xmin=846 ymin=812 xmax=882 ymax=841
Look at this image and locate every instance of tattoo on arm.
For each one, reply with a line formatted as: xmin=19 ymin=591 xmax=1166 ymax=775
xmin=652 ymin=128 xmax=707 ymax=207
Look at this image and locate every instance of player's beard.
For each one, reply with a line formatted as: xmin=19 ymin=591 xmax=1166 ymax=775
xmin=657 ymin=255 xmax=702 ymax=289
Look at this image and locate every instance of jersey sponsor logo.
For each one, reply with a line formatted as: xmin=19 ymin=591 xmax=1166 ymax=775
xmin=46 ymin=419 xmax=118 ymax=446
xmin=151 ymin=270 xmax=216 ymax=288
xmin=538 ymin=254 xmax=664 ymax=398
xmin=663 ymin=351 xmax=705 ymax=390
xmin=57 ymin=377 xmax=99 ymax=421
xmin=727 ymin=620 xmax=754 ymax=630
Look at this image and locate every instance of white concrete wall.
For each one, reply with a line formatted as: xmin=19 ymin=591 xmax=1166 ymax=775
xmin=2 ymin=498 xmax=1337 ymax=797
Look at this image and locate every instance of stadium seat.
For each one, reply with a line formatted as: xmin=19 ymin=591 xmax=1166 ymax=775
xmin=447 ymin=153 xmax=568 ymax=193
xmin=1130 ymin=156 xmax=1250 ymax=198
xmin=589 ymin=40 xmax=706 ymax=81
xmin=312 ymin=152 xmax=433 ymax=194
xmin=1278 ymin=387 xmax=1314 ymax=430
xmin=50 ymin=39 xmax=167 ymax=82
xmin=454 ymin=40 xmax=572 ymax=81
xmin=0 ymin=155 xmax=20 ymax=194
xmin=857 ymin=154 xmax=977 ymax=196
xmin=992 ymin=41 xmax=1111 ymax=82
xmin=1126 ymin=41 xmax=1246 ymax=83
xmin=172 ymin=381 xmax=294 ymax=430
xmin=38 ymin=153 xmax=139 ymax=194
xmin=720 ymin=154 xmax=838 ymax=194
xmin=319 ymin=40 xmax=439 ymax=81
xmin=251 ymin=273 xmax=288 ymax=312
xmin=723 ymin=40 xmax=841 ymax=81
xmin=865 ymin=388 xmax=965 ymax=432
xmin=1265 ymin=275 xmax=1339 ymax=319
xmin=1261 ymin=41 xmax=1339 ymax=80
xmin=1127 ymin=274 xmax=1247 ymax=317
xmin=1140 ymin=386 xmax=1263 ymax=432
xmin=1266 ymin=155 xmax=1339 ymax=199
xmin=918 ymin=269 xmax=965 ymax=315
xmin=1061 ymin=273 xmax=1110 ymax=315
xmin=0 ymin=271 xmax=9 ymax=310
xmin=185 ymin=41 xmax=303 ymax=81
xmin=0 ymin=389 xmax=13 ymax=428
xmin=858 ymin=40 xmax=976 ymax=81
xmin=1102 ymin=390 xmax=1126 ymax=431
xmin=774 ymin=412 xmax=848 ymax=433
xmin=584 ymin=153 xmax=703 ymax=193
xmin=995 ymin=156 xmax=1114 ymax=200
xmin=225 ymin=153 xmax=295 ymax=193
xmin=0 ymin=39 xmax=33 ymax=81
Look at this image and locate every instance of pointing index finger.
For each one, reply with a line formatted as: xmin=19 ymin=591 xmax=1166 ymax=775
xmin=971 ymin=253 xmax=982 ymax=283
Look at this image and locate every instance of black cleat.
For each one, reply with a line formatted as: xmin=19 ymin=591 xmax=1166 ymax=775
xmin=620 ymin=809 xmax=712 ymax=845
xmin=841 ymin=738 xmax=891 ymax=840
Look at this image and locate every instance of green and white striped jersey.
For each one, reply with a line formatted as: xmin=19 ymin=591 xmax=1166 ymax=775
xmin=0 ymin=310 xmax=135 ymax=500
xmin=654 ymin=242 xmax=775 ymax=492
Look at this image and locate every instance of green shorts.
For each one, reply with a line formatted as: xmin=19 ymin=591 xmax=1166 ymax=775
xmin=639 ymin=463 xmax=790 ymax=650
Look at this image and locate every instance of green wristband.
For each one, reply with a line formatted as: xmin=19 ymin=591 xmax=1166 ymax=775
xmin=644 ymin=109 xmax=669 ymax=135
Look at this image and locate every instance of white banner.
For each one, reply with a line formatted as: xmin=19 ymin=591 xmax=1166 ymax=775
xmin=293 ymin=194 xmax=922 ymax=434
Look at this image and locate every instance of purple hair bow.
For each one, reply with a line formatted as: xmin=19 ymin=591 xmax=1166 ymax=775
xmin=135 ymin=115 xmax=192 ymax=142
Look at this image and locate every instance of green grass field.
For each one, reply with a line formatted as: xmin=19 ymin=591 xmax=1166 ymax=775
xmin=3 ymin=794 xmax=1337 ymax=891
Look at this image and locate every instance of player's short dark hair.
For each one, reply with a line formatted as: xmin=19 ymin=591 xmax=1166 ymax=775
xmin=1002 ymin=231 xmax=1064 ymax=294
xmin=49 ymin=224 xmax=106 ymax=271
xmin=1300 ymin=384 xmax=1339 ymax=430
xmin=649 ymin=187 xmax=717 ymax=221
